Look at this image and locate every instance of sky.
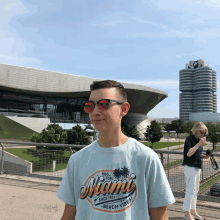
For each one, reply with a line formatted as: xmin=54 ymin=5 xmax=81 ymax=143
xmin=0 ymin=0 xmax=220 ymax=118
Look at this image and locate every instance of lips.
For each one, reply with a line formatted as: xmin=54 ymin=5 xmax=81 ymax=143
xmin=93 ymin=119 xmax=104 ymax=122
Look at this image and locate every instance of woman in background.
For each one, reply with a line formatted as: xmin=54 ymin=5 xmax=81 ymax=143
xmin=182 ymin=122 xmax=210 ymax=220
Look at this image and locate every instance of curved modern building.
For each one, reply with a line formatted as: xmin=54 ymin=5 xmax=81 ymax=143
xmin=179 ymin=59 xmax=217 ymax=121
xmin=0 ymin=63 xmax=168 ymax=138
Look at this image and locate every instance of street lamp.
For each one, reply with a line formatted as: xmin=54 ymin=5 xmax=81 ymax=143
xmin=148 ymin=126 xmax=151 ymax=146
xmin=179 ymin=126 xmax=181 ymax=149
xmin=161 ymin=130 xmax=166 ymax=137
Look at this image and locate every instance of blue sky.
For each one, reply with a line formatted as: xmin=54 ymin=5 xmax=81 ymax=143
xmin=0 ymin=0 xmax=220 ymax=118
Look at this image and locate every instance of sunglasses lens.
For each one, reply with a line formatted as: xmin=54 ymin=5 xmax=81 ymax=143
xmin=84 ymin=102 xmax=94 ymax=113
xmin=98 ymin=100 xmax=109 ymax=111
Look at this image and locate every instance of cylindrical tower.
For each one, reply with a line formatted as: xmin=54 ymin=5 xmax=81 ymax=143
xmin=212 ymin=70 xmax=217 ymax=92
xmin=179 ymin=69 xmax=194 ymax=121
xmin=212 ymin=70 xmax=217 ymax=113
xmin=194 ymin=66 xmax=213 ymax=112
xmin=179 ymin=60 xmax=217 ymax=121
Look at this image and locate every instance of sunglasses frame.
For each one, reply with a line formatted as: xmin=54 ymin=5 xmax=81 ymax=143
xmin=200 ymin=131 xmax=206 ymax=135
xmin=84 ymin=99 xmax=123 ymax=113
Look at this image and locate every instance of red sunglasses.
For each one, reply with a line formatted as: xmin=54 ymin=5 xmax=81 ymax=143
xmin=84 ymin=99 xmax=123 ymax=113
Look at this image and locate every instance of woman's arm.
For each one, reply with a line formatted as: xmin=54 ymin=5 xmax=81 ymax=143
xmin=187 ymin=137 xmax=206 ymax=157
xmin=187 ymin=143 xmax=200 ymax=157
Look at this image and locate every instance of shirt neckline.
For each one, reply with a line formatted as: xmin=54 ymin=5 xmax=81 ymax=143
xmin=191 ymin=134 xmax=199 ymax=141
xmin=95 ymin=138 xmax=131 ymax=152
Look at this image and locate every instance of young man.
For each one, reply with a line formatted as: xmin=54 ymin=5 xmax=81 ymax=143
xmin=57 ymin=80 xmax=175 ymax=220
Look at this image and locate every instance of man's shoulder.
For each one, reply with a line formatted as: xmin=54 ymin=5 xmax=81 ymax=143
xmin=130 ymin=138 xmax=159 ymax=158
xmin=69 ymin=141 xmax=96 ymax=161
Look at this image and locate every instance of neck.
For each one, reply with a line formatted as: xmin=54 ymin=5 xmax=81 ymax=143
xmin=193 ymin=134 xmax=199 ymax=140
xmin=97 ymin=128 xmax=129 ymax=148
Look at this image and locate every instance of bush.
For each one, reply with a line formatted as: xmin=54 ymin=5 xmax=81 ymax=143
xmin=126 ymin=125 xmax=140 ymax=140
xmin=66 ymin=124 xmax=90 ymax=146
xmin=29 ymin=122 xmax=68 ymax=152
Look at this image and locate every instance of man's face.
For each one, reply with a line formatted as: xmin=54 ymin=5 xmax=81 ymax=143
xmin=88 ymin=88 xmax=126 ymax=132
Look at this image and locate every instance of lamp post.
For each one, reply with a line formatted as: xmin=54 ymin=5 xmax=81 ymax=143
xmin=148 ymin=126 xmax=151 ymax=147
xmin=216 ymin=132 xmax=220 ymax=151
xmin=161 ymin=130 xmax=166 ymax=138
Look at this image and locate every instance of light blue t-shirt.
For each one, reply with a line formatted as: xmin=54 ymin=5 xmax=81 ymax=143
xmin=56 ymin=137 xmax=175 ymax=219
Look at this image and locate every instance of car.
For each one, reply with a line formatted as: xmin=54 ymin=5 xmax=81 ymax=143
xmin=210 ymin=183 xmax=220 ymax=197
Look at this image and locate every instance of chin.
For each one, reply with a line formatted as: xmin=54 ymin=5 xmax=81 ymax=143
xmin=94 ymin=126 xmax=109 ymax=132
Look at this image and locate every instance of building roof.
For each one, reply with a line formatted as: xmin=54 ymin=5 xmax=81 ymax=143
xmin=0 ymin=63 xmax=168 ymax=114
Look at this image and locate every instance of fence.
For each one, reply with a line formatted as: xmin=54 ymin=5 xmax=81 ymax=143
xmin=0 ymin=140 xmax=220 ymax=203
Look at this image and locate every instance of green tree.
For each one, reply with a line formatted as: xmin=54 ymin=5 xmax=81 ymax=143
xmin=170 ymin=119 xmax=185 ymax=137
xmin=126 ymin=125 xmax=140 ymax=140
xmin=66 ymin=124 xmax=90 ymax=148
xmin=164 ymin=123 xmax=173 ymax=133
xmin=144 ymin=120 xmax=163 ymax=148
xmin=184 ymin=121 xmax=196 ymax=134
xmin=205 ymin=122 xmax=220 ymax=151
xmin=30 ymin=122 xmax=68 ymax=152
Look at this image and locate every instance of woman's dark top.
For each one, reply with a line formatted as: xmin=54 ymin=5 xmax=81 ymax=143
xmin=181 ymin=134 xmax=203 ymax=169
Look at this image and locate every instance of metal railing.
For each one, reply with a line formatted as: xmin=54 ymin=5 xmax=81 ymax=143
xmin=0 ymin=140 xmax=220 ymax=203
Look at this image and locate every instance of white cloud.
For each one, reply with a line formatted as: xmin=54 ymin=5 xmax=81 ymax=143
xmin=77 ymin=66 xmax=98 ymax=70
xmin=0 ymin=55 xmax=41 ymax=64
xmin=102 ymin=20 xmax=128 ymax=26
xmin=131 ymin=17 xmax=170 ymax=30
xmin=144 ymin=0 xmax=220 ymax=11
xmin=0 ymin=0 xmax=40 ymax=66
xmin=90 ymin=12 xmax=129 ymax=28
xmin=140 ymin=80 xmax=179 ymax=89
xmin=3 ymin=1 xmax=30 ymax=14
xmin=118 ymin=79 xmax=179 ymax=89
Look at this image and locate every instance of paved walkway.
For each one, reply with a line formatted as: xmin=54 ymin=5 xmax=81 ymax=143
xmin=1 ymin=139 xmax=220 ymax=219
xmin=0 ymin=177 xmax=219 ymax=219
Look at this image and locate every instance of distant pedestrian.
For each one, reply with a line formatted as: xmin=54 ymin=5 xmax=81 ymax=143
xmin=182 ymin=122 xmax=210 ymax=220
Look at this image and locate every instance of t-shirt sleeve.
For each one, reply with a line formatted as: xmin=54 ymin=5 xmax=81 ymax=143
xmin=56 ymin=155 xmax=76 ymax=206
xmin=147 ymin=153 xmax=176 ymax=208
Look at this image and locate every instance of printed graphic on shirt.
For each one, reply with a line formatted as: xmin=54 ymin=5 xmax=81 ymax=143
xmin=79 ymin=166 xmax=137 ymax=213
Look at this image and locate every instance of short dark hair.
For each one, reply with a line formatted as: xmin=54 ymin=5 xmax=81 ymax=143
xmin=90 ymin=80 xmax=127 ymax=102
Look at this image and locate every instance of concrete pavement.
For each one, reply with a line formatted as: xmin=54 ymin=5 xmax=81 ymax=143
xmin=0 ymin=177 xmax=219 ymax=220
xmin=1 ymin=139 xmax=220 ymax=220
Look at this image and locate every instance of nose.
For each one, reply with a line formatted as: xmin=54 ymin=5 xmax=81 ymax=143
xmin=92 ymin=104 xmax=101 ymax=114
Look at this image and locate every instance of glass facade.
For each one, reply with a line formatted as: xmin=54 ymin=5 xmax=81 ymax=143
xmin=0 ymin=90 xmax=90 ymax=123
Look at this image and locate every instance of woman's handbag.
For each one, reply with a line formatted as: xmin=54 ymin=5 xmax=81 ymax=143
xmin=206 ymin=149 xmax=219 ymax=170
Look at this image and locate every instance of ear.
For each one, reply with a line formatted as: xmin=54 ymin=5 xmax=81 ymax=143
xmin=121 ymin=102 xmax=130 ymax=117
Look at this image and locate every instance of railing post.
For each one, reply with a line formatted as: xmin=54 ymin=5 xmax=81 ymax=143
xmin=69 ymin=147 xmax=73 ymax=156
xmin=1 ymin=143 xmax=4 ymax=175
xmin=168 ymin=153 xmax=170 ymax=183
xmin=202 ymin=158 xmax=204 ymax=183
xmin=160 ymin=153 xmax=164 ymax=167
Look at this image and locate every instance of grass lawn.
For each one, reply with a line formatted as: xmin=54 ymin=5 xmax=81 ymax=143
xmin=142 ymin=142 xmax=185 ymax=149
xmin=4 ymin=142 xmax=185 ymax=173
xmin=4 ymin=148 xmax=72 ymax=172
xmin=0 ymin=115 xmax=37 ymax=141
